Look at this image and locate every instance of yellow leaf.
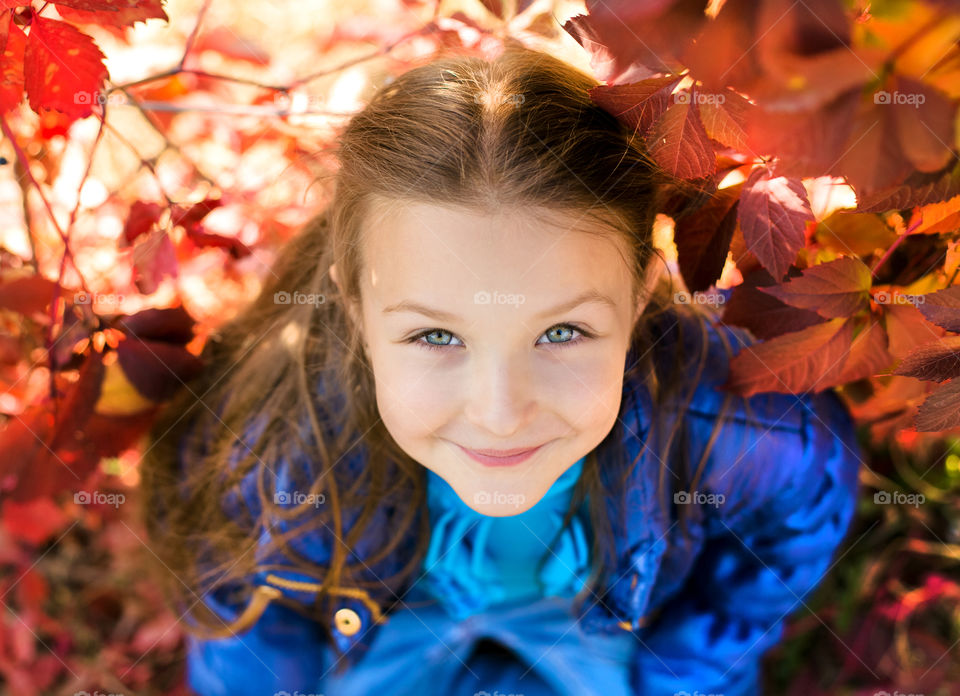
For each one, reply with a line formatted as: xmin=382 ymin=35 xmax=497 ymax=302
xmin=94 ymin=358 xmax=154 ymax=416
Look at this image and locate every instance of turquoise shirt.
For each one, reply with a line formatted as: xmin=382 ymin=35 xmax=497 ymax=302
xmin=421 ymin=456 xmax=592 ymax=619
xmin=318 ymin=453 xmax=639 ymax=696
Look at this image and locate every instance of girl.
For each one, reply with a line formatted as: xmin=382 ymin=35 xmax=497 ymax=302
xmin=141 ymin=45 xmax=862 ymax=696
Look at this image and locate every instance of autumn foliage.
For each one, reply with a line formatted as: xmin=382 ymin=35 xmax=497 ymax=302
xmin=1 ymin=0 xmax=959 ymax=693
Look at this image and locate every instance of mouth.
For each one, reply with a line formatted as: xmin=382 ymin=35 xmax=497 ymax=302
xmin=456 ymin=442 xmax=548 ymax=467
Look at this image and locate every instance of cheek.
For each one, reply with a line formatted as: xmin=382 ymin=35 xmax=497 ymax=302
xmin=542 ymin=358 xmax=624 ymax=441
xmin=371 ymin=353 xmax=453 ymax=438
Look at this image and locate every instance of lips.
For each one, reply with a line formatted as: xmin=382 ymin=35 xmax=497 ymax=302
xmin=457 ymin=442 xmax=546 ymax=467
xmin=467 ymin=445 xmax=543 ymax=457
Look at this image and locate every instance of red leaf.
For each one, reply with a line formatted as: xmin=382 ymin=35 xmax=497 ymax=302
xmin=757 ymin=256 xmax=872 ymax=318
xmin=562 ymin=13 xmax=662 ymax=85
xmin=0 ymin=395 xmax=116 ymax=503
xmin=745 ymin=86 xmax=860 ymax=181
xmin=646 ymin=87 xmax=716 ymax=179
xmin=23 ymin=16 xmax=107 ymax=119
xmin=1 ymin=497 xmax=70 ymax=546
xmin=855 ymin=164 xmax=960 ymax=213
xmin=116 ymin=336 xmax=203 ymax=401
xmin=123 ymin=200 xmax=164 ymax=245
xmin=679 ymin=0 xmax=759 ymax=92
xmin=588 ymin=74 xmax=684 ymax=135
xmin=113 ymin=305 xmax=196 ymax=344
xmin=721 ymin=267 xmax=827 ymax=341
xmin=696 ymin=88 xmax=751 ymax=151
xmin=576 ymin=0 xmax=707 ymax=75
xmin=36 ymin=105 xmax=73 ymax=137
xmin=738 ymin=166 xmax=815 ymax=281
xmin=49 ymin=349 xmax=104 ymax=451
xmin=892 ymin=335 xmax=960 ymax=382
xmin=674 ymin=185 xmax=739 ymax=293
xmin=53 ymin=0 xmax=168 ymax=30
xmin=914 ymin=285 xmax=960 ymax=333
xmin=831 ymin=90 xmax=917 ymax=201
xmin=53 ymin=0 xmax=133 ymax=10
xmin=188 ymin=26 xmax=267 ymax=65
xmin=915 ymin=378 xmax=960 ymax=432
xmin=0 ymin=11 xmax=26 ymax=114
xmin=15 ymin=565 xmax=49 ymax=609
xmin=723 ymin=316 xmax=853 ymax=396
xmin=184 ymin=223 xmax=252 ymax=259
xmin=132 ymin=228 xmax=178 ymax=295
xmin=170 ymin=196 xmax=223 ymax=229
xmin=0 ymin=274 xmax=60 ymax=318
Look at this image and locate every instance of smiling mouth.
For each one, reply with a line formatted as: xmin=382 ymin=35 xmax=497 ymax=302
xmin=455 ymin=442 xmax=548 ymax=467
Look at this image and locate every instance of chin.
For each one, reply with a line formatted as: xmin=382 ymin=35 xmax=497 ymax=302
xmin=470 ymin=500 xmax=533 ymax=517
xmin=465 ymin=485 xmax=538 ymax=516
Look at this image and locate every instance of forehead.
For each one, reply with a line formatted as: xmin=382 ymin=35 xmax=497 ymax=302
xmin=358 ymin=197 xmax=633 ymax=299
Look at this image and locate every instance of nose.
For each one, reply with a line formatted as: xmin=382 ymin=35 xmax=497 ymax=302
xmin=463 ymin=352 xmax=536 ymax=437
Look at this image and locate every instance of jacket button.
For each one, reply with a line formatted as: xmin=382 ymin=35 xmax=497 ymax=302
xmin=334 ymin=607 xmax=362 ymax=636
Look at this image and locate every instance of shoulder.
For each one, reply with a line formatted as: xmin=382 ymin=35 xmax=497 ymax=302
xmin=626 ymin=304 xmax=862 ymax=527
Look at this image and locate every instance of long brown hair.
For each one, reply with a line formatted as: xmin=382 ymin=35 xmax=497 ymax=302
xmin=140 ymin=44 xmax=742 ymax=653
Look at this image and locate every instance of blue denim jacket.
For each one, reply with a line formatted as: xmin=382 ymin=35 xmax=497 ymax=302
xmin=183 ymin=307 xmax=863 ymax=696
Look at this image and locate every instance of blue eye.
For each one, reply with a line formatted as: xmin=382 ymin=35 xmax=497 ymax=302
xmin=407 ymin=323 xmax=593 ymax=353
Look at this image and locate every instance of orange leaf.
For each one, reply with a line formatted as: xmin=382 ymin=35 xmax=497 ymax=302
xmin=882 ymin=301 xmax=945 ymax=360
xmin=907 ymin=194 xmax=960 ymax=236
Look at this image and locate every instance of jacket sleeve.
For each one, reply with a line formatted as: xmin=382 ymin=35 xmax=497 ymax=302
xmin=631 ymin=333 xmax=863 ymax=694
xmin=181 ymin=412 xmax=336 ymax=696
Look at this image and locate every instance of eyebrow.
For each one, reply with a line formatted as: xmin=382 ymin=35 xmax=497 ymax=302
xmin=381 ymin=289 xmax=618 ymax=322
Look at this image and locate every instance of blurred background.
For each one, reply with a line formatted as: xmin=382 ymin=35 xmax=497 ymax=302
xmin=0 ymin=0 xmax=958 ymax=694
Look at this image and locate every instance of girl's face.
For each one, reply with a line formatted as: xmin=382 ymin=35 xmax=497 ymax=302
xmin=331 ymin=198 xmax=658 ymax=517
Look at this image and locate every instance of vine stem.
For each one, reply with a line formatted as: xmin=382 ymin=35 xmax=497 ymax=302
xmin=871 ymin=214 xmax=923 ymax=280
